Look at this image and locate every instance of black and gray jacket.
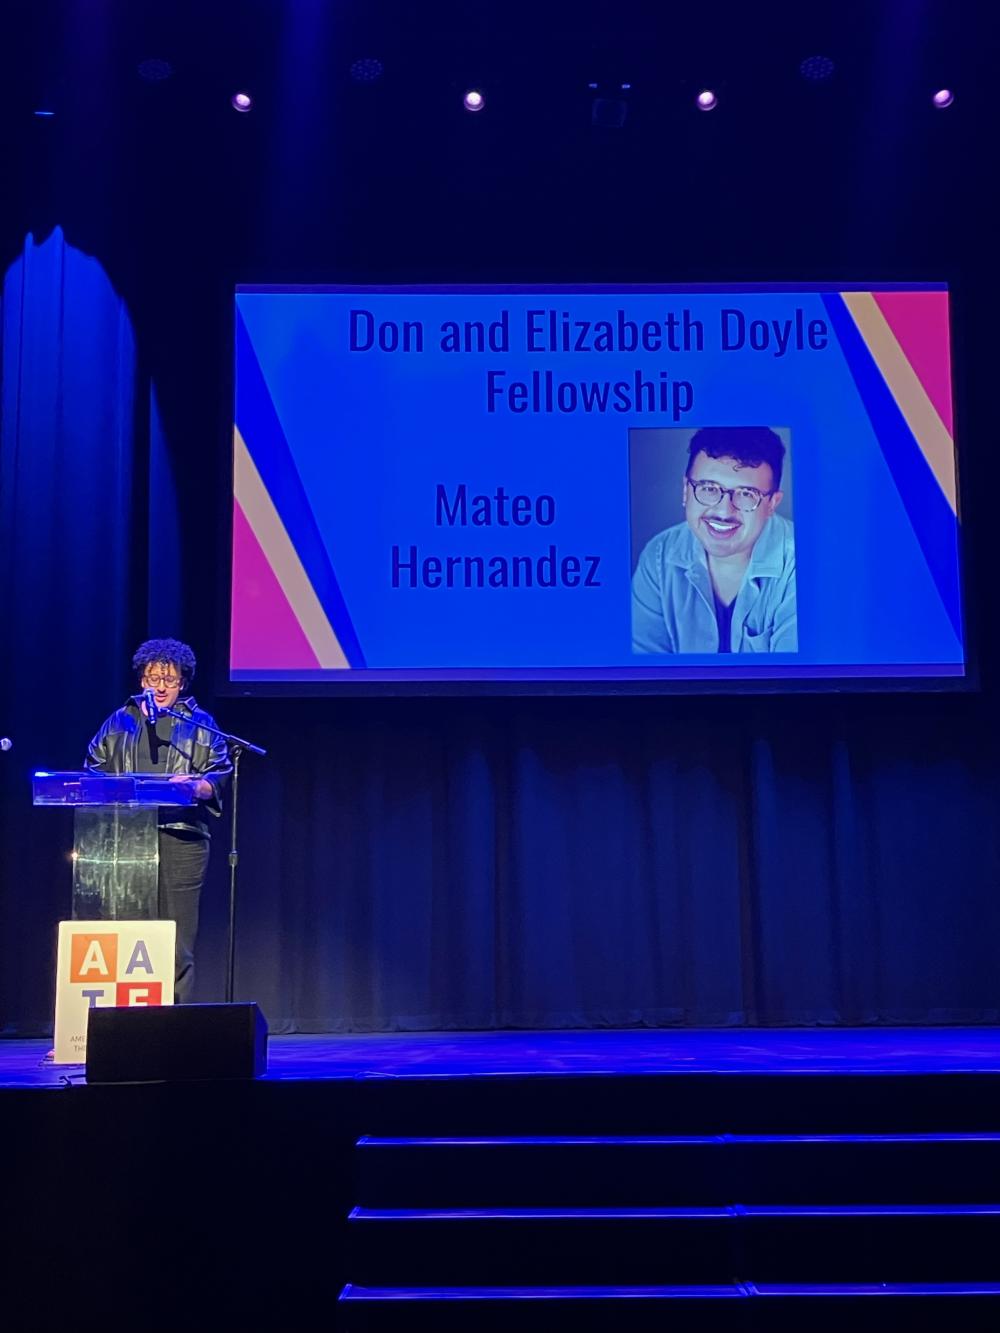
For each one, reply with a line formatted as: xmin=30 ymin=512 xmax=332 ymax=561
xmin=85 ymin=694 xmax=232 ymax=831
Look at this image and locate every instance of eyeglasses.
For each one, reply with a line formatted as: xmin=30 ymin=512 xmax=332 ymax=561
xmin=142 ymin=674 xmax=182 ymax=688
xmin=687 ymin=478 xmax=773 ymax=513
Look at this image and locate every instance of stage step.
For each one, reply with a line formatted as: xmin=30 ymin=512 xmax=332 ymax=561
xmin=356 ymin=1132 xmax=1000 ymax=1206
xmin=339 ymin=1283 xmax=1000 ymax=1332
xmin=342 ymin=1087 xmax=1000 ymax=1325
xmin=353 ymin=1072 xmax=1000 ymax=1136
xmin=347 ymin=1203 xmax=1000 ymax=1285
xmin=348 ymin=1205 xmax=732 ymax=1285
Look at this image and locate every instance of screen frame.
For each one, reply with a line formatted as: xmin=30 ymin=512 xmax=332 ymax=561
xmin=219 ymin=280 xmax=975 ymax=699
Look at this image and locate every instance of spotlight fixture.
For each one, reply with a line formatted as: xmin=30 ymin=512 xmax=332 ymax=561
xmin=932 ymin=88 xmax=954 ymax=109
xmin=799 ymin=55 xmax=835 ymax=82
xmin=588 ymin=81 xmax=630 ymax=129
xmin=591 ymin=97 xmax=628 ymax=128
xmin=231 ymin=91 xmax=253 ymax=113
xmin=463 ymin=88 xmax=485 ymax=112
xmin=350 ymin=57 xmax=384 ymax=84
xmin=696 ymin=89 xmax=718 ymax=111
xmin=137 ymin=58 xmax=173 ymax=83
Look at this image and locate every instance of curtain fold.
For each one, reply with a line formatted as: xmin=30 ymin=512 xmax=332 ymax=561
xmin=0 ymin=228 xmax=139 ymax=1030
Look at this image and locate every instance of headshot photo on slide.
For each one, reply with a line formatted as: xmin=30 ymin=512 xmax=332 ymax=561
xmin=629 ymin=425 xmax=798 ymax=655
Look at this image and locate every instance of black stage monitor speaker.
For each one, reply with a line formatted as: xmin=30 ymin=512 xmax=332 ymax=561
xmin=86 ymin=1002 xmax=268 ymax=1083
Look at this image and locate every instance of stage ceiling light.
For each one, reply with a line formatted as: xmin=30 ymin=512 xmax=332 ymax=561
xmin=231 ymin=91 xmax=253 ymax=113
xmin=588 ymin=79 xmax=631 ymax=129
xmin=350 ymin=57 xmax=384 ymax=84
xmin=932 ymin=88 xmax=955 ymax=108
xmin=800 ymin=55 xmax=835 ymax=82
xmin=591 ymin=98 xmax=628 ymax=128
xmin=463 ymin=89 xmax=485 ymax=112
xmin=696 ymin=89 xmax=718 ymax=111
xmin=137 ymin=58 xmax=173 ymax=83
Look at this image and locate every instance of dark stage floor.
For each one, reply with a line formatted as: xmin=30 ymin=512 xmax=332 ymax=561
xmin=5 ymin=1025 xmax=1000 ymax=1089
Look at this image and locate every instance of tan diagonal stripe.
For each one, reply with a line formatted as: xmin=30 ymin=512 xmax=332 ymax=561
xmin=841 ymin=291 xmax=956 ymax=513
xmin=233 ymin=427 xmax=350 ymax=668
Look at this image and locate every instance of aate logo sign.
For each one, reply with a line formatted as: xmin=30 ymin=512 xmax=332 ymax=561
xmin=54 ymin=919 xmax=176 ymax=1063
xmin=69 ymin=931 xmax=163 ymax=1007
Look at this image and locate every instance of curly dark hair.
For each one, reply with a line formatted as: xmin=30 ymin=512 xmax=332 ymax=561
xmin=132 ymin=638 xmax=196 ymax=685
xmin=686 ymin=426 xmax=786 ymax=491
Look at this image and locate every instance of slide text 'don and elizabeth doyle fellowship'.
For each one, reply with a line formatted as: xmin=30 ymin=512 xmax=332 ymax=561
xmin=349 ymin=304 xmax=830 ymax=420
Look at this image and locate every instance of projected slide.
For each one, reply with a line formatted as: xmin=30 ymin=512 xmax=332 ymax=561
xmin=231 ymin=283 xmax=964 ymax=689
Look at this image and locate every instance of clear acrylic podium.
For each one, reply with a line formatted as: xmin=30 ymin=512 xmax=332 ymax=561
xmin=33 ymin=771 xmax=197 ymax=919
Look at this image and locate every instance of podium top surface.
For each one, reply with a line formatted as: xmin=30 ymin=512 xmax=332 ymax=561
xmin=33 ymin=771 xmax=198 ymax=807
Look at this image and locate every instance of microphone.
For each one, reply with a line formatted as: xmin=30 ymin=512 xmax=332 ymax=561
xmin=143 ymin=689 xmax=159 ymax=723
xmin=0 ymin=737 xmax=11 ymax=752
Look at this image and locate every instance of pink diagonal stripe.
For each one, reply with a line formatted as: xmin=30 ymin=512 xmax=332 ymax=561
xmin=872 ymin=291 xmax=954 ymax=435
xmin=231 ymin=501 xmax=321 ymax=669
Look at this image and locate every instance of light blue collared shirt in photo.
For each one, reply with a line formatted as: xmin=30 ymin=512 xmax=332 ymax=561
xmin=631 ymin=513 xmax=798 ymax=654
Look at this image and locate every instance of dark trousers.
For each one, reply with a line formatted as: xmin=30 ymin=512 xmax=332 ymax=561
xmin=158 ymin=829 xmax=210 ymax=1003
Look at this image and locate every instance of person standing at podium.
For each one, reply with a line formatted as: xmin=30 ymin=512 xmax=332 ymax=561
xmin=85 ymin=638 xmax=233 ymax=1002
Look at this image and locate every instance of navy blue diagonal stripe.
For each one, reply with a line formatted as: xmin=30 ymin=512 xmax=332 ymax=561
xmin=822 ymin=293 xmax=962 ymax=643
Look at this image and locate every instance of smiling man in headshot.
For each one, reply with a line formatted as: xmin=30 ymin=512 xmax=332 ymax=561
xmin=631 ymin=426 xmax=798 ymax=654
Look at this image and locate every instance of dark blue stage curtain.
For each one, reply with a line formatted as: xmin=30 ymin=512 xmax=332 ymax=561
xmin=0 ymin=228 xmax=139 ymax=1031
xmin=216 ymin=696 xmax=1000 ymax=1034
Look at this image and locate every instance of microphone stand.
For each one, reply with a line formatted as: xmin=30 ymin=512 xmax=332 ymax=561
xmin=157 ymin=705 xmax=266 ymax=1004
